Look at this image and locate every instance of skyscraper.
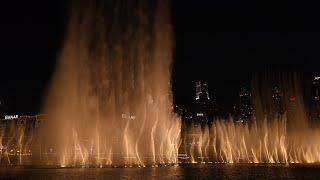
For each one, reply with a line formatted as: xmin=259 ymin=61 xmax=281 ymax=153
xmin=238 ymin=87 xmax=253 ymax=122
xmin=196 ymin=81 xmax=210 ymax=101
xmin=311 ymin=76 xmax=320 ymax=121
xmin=194 ymin=81 xmax=213 ymax=124
xmin=271 ymin=86 xmax=284 ymax=118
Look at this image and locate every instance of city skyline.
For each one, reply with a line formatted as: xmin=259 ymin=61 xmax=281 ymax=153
xmin=1 ymin=0 xmax=320 ymax=115
xmin=177 ymin=76 xmax=320 ymax=121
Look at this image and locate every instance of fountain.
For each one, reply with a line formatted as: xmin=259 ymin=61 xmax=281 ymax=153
xmin=0 ymin=0 xmax=320 ymax=168
xmin=40 ymin=0 xmax=181 ymax=167
xmin=182 ymin=75 xmax=320 ymax=164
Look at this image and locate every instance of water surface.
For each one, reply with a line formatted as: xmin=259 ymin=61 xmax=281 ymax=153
xmin=1 ymin=164 xmax=320 ymax=179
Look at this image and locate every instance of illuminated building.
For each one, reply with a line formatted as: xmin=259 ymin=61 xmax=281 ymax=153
xmin=286 ymin=93 xmax=300 ymax=128
xmin=271 ymin=86 xmax=284 ymax=118
xmin=311 ymin=76 xmax=320 ymax=121
xmin=194 ymin=81 xmax=214 ymax=124
xmin=0 ymin=114 xmax=45 ymax=164
xmin=196 ymin=81 xmax=210 ymax=101
xmin=237 ymin=87 xmax=253 ymax=122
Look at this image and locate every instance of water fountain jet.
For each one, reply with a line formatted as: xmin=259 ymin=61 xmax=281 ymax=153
xmin=40 ymin=0 xmax=181 ymax=167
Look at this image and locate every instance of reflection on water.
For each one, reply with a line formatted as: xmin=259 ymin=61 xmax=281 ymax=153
xmin=1 ymin=164 xmax=320 ymax=179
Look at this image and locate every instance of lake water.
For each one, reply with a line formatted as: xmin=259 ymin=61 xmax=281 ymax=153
xmin=1 ymin=164 xmax=320 ymax=179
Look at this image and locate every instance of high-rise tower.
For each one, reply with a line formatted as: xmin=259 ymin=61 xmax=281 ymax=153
xmin=196 ymin=81 xmax=210 ymax=101
xmin=272 ymin=86 xmax=284 ymax=118
xmin=238 ymin=87 xmax=253 ymax=122
xmin=311 ymin=76 xmax=320 ymax=121
xmin=195 ymin=81 xmax=213 ymax=124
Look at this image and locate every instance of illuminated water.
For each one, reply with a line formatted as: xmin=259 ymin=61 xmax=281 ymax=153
xmin=180 ymin=76 xmax=320 ymax=164
xmin=40 ymin=0 xmax=181 ymax=167
xmin=1 ymin=0 xmax=320 ymax=168
xmin=1 ymin=164 xmax=320 ymax=179
xmin=181 ymin=118 xmax=320 ymax=164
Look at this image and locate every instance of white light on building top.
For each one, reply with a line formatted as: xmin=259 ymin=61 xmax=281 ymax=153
xmin=4 ymin=115 xmax=19 ymax=120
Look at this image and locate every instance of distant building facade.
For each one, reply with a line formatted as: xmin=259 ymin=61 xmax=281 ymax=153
xmin=311 ymin=76 xmax=320 ymax=121
xmin=0 ymin=114 xmax=45 ymax=165
xmin=234 ymin=87 xmax=253 ymax=122
xmin=194 ymin=81 xmax=215 ymax=124
xmin=271 ymin=86 xmax=285 ymax=118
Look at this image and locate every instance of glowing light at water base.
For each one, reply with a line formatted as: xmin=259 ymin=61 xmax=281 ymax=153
xmin=181 ymin=114 xmax=320 ymax=163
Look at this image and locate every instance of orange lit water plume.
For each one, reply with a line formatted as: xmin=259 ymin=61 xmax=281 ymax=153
xmin=41 ymin=0 xmax=181 ymax=167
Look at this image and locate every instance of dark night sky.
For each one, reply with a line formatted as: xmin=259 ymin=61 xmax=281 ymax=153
xmin=0 ymin=0 xmax=319 ymax=115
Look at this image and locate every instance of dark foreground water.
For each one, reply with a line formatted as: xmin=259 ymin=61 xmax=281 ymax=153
xmin=1 ymin=164 xmax=320 ymax=179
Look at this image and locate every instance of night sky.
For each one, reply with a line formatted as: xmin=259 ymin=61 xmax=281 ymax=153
xmin=0 ymin=0 xmax=319 ymax=115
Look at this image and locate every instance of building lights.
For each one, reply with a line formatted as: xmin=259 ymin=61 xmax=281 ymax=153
xmin=196 ymin=81 xmax=210 ymax=100
xmin=290 ymin=96 xmax=296 ymax=102
xmin=4 ymin=115 xmax=19 ymax=120
xmin=122 ymin=113 xmax=136 ymax=120
xmin=196 ymin=113 xmax=204 ymax=117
